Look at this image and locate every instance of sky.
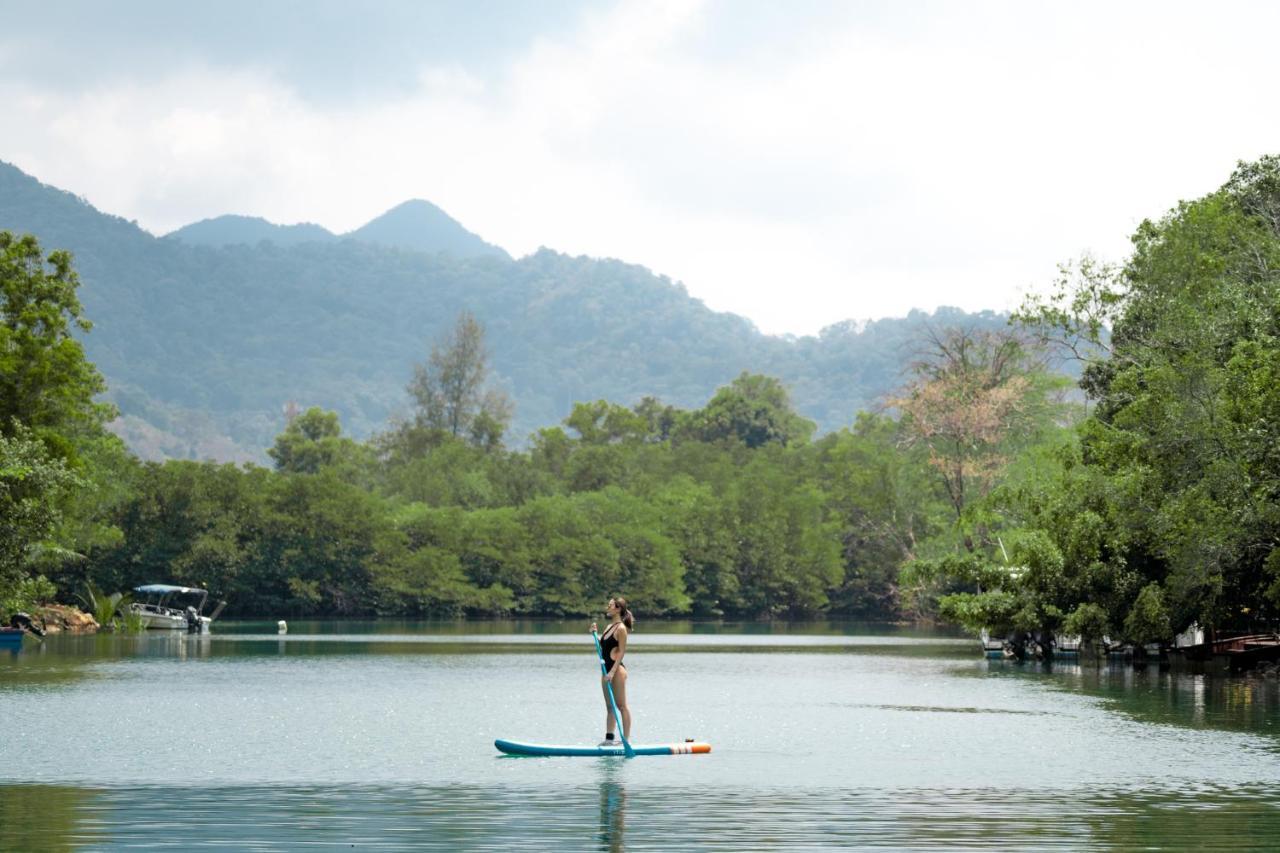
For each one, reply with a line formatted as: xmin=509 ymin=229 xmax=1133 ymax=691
xmin=2 ymin=0 xmax=1278 ymax=336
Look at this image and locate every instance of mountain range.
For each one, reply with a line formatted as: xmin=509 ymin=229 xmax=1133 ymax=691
xmin=0 ymin=160 xmax=1016 ymax=462
xmin=168 ymin=200 xmax=509 ymax=259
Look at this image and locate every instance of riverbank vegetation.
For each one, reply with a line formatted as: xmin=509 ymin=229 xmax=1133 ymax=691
xmin=5 ymin=157 xmax=1280 ymax=645
xmin=914 ymin=155 xmax=1280 ymax=643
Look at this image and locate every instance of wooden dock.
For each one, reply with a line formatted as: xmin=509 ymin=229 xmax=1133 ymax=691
xmin=1169 ymin=632 xmax=1280 ymax=672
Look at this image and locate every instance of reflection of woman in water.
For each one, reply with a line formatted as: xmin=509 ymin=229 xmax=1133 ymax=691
xmin=590 ymin=596 xmax=633 ymax=746
xmin=597 ymin=761 xmax=627 ymax=853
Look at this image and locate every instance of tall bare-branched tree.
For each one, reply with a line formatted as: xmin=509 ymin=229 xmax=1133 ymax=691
xmin=892 ymin=327 xmax=1044 ymax=528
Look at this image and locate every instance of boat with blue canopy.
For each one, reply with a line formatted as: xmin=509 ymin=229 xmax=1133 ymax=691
xmin=126 ymin=584 xmax=226 ymax=631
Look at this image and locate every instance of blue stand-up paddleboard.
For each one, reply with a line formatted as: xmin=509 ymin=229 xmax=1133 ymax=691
xmin=494 ymin=739 xmax=711 ymax=757
xmin=494 ymin=630 xmax=711 ymax=758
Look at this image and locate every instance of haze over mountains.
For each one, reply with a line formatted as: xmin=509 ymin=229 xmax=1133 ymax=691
xmin=0 ymin=160 xmax=1015 ymax=462
xmin=169 ymin=200 xmax=510 ymax=259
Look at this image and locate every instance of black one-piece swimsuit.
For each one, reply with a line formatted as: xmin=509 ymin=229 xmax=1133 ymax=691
xmin=600 ymin=624 xmax=626 ymax=674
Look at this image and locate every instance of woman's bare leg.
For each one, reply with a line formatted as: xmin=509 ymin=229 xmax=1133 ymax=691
xmin=601 ymin=676 xmax=616 ymax=737
xmin=611 ymin=667 xmax=631 ymax=739
xmin=601 ymin=667 xmax=631 ymax=739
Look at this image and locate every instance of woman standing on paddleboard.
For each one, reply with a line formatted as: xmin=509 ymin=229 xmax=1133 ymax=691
xmin=591 ymin=597 xmax=633 ymax=747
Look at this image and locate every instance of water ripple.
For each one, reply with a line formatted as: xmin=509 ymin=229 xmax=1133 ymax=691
xmin=5 ymin=782 xmax=1280 ymax=850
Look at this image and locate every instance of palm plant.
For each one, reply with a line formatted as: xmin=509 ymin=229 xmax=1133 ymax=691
xmin=119 ymin=607 xmax=146 ymax=633
xmin=78 ymin=581 xmax=133 ymax=631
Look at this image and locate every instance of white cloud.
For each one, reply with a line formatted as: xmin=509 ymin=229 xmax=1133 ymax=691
xmin=2 ymin=0 xmax=1279 ymax=335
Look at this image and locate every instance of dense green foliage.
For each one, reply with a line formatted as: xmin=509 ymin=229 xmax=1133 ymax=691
xmin=400 ymin=310 xmax=513 ymax=448
xmin=0 ymin=160 xmax=1016 ymax=462
xmin=80 ymin=382 xmax=907 ymax=619
xmin=0 ymin=425 xmax=81 ymax=612
xmin=0 ymin=176 xmax=1069 ymax=624
xmin=918 ymin=155 xmax=1280 ymax=643
xmin=0 ymin=231 xmax=111 ymax=453
xmin=16 ymin=155 xmax=1280 ymax=641
xmin=0 ymin=230 xmax=127 ymax=617
xmin=0 ymin=248 xmax=994 ymax=620
xmin=60 ymin=297 xmax=1073 ymax=621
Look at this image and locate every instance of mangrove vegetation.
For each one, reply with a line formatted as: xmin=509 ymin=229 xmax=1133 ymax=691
xmin=5 ymin=156 xmax=1280 ymax=649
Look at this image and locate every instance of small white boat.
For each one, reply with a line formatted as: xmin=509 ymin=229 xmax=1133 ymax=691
xmin=1054 ymin=634 xmax=1082 ymax=656
xmin=979 ymin=629 xmax=1006 ymax=658
xmin=127 ymin=584 xmax=225 ymax=631
xmin=1174 ymin=622 xmax=1205 ymax=649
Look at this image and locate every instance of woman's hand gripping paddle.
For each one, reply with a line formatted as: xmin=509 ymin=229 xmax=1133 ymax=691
xmin=593 ymin=629 xmax=635 ymax=757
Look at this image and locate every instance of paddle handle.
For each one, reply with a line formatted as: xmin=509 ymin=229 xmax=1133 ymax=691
xmin=592 ymin=629 xmax=635 ymax=757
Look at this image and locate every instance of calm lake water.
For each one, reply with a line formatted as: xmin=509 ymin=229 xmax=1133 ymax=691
xmin=3 ymin=620 xmax=1280 ymax=850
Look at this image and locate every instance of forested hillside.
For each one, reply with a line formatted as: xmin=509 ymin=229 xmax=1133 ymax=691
xmin=167 ymin=215 xmax=338 ymax=248
xmin=8 ymin=154 xmax=1277 ymax=635
xmin=911 ymin=155 xmax=1280 ymax=648
xmin=0 ymin=161 xmax=1012 ymax=461
xmin=169 ymin=199 xmax=509 ymax=259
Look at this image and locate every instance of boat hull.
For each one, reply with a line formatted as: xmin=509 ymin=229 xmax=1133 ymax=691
xmin=0 ymin=627 xmax=24 ymax=647
xmin=494 ymin=739 xmax=711 ymax=757
xmin=131 ymin=608 xmax=212 ymax=630
xmin=140 ymin=614 xmax=211 ymax=630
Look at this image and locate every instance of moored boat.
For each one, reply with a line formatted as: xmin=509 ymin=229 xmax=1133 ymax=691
xmin=1053 ymin=634 xmax=1082 ymax=656
xmin=979 ymin=629 xmax=1006 ymax=658
xmin=126 ymin=584 xmax=226 ymax=631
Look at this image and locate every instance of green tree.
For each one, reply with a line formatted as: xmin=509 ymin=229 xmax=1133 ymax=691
xmin=36 ymin=431 xmax=138 ymax=594
xmin=406 ymin=311 xmax=513 ymax=446
xmin=0 ymin=232 xmax=112 ymax=455
xmin=891 ymin=324 xmax=1073 ymax=623
xmin=373 ymin=503 xmax=512 ymax=615
xmin=981 ymin=154 xmax=1280 ymax=640
xmin=892 ymin=327 xmax=1064 ymax=528
xmin=564 ymin=400 xmax=649 ymax=445
xmin=256 ymin=470 xmax=399 ymax=616
xmin=0 ymin=232 xmax=127 ymax=606
xmin=268 ymin=407 xmax=372 ymax=477
xmin=652 ymin=476 xmax=738 ymax=616
xmin=678 ymin=372 xmax=815 ymax=448
xmin=380 ymin=438 xmax=502 ymax=508
xmin=0 ymin=426 xmax=81 ymax=616
xmin=1123 ymin=583 xmax=1172 ymax=645
xmin=814 ymin=413 xmax=939 ymax=617
xmin=724 ymin=450 xmax=842 ymax=616
xmin=632 ymin=396 xmax=681 ymax=443
xmin=89 ymin=460 xmax=269 ymax=612
xmin=515 ymin=493 xmax=617 ymax=614
xmin=575 ymin=488 xmax=689 ymax=614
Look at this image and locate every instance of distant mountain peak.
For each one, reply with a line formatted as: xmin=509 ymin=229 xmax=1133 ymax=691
xmin=167 ymin=215 xmax=336 ymax=248
xmin=165 ymin=199 xmax=509 ymax=260
xmin=385 ymin=199 xmax=449 ymax=215
xmin=0 ymin=158 xmax=1025 ymax=466
xmin=348 ymin=200 xmax=509 ymax=260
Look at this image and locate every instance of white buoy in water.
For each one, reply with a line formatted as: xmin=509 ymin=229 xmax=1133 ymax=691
xmin=277 ymin=620 xmax=288 ymax=634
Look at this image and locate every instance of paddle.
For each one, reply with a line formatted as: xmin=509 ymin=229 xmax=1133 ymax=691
xmin=592 ymin=629 xmax=636 ymax=758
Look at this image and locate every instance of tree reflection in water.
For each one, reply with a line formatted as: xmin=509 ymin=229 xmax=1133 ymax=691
xmin=0 ymin=785 xmax=104 ymax=852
